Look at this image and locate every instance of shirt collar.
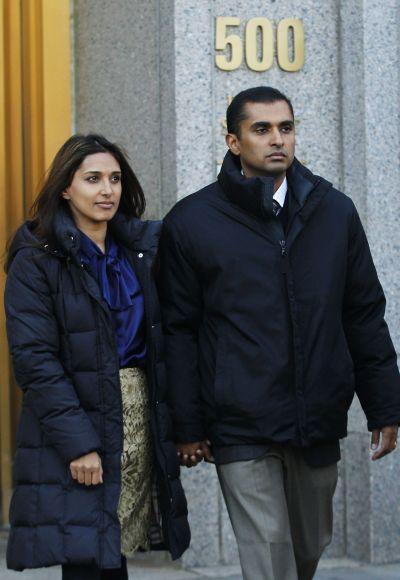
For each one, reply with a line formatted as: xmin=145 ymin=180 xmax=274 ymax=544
xmin=274 ymin=176 xmax=288 ymax=207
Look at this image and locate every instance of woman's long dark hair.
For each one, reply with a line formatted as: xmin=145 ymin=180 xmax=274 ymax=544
xmin=5 ymin=134 xmax=146 ymax=270
xmin=29 ymin=133 xmax=146 ymax=244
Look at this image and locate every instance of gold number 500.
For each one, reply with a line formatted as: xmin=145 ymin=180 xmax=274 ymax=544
xmin=215 ymin=17 xmax=305 ymax=72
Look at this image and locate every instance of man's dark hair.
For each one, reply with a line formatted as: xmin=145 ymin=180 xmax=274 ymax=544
xmin=227 ymin=86 xmax=294 ymax=136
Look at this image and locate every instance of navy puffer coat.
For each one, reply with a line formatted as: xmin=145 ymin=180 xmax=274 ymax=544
xmin=5 ymin=209 xmax=190 ymax=571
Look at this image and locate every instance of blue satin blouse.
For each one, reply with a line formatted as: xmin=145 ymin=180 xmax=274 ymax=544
xmin=78 ymin=231 xmax=146 ymax=368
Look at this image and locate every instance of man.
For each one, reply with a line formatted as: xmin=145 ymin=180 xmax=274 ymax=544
xmin=159 ymin=87 xmax=400 ymax=580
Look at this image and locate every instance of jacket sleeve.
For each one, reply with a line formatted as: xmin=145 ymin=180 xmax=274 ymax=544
xmin=158 ymin=218 xmax=205 ymax=443
xmin=5 ymin=250 xmax=102 ymax=463
xmin=343 ymin=204 xmax=400 ymax=430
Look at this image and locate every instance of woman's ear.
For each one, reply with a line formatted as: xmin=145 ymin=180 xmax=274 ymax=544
xmin=62 ymin=189 xmax=71 ymax=200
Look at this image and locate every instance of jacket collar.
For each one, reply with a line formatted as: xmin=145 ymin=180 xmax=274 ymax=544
xmin=52 ymin=206 xmax=161 ymax=258
xmin=217 ymin=150 xmax=330 ymax=221
xmin=8 ymin=207 xmax=161 ymax=268
xmin=108 ymin=211 xmax=161 ymax=253
xmin=218 ymin=151 xmax=275 ymax=218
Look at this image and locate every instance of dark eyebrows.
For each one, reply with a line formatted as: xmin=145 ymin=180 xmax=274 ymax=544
xmin=82 ymin=170 xmax=121 ymax=175
xmin=280 ymin=120 xmax=295 ymax=127
xmin=250 ymin=120 xmax=294 ymax=130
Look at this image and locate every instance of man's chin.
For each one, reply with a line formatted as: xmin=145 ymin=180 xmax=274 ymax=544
xmin=263 ymin=163 xmax=288 ymax=176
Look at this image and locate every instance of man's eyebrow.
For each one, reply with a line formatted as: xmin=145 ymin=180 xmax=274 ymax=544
xmin=250 ymin=120 xmax=294 ymax=130
xmin=250 ymin=121 xmax=271 ymax=130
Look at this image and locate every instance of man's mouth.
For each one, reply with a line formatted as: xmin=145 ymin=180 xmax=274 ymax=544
xmin=267 ymin=152 xmax=286 ymax=159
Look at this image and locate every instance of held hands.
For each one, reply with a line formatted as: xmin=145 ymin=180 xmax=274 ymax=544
xmin=370 ymin=425 xmax=398 ymax=461
xmin=70 ymin=451 xmax=103 ymax=485
xmin=177 ymin=440 xmax=214 ymax=468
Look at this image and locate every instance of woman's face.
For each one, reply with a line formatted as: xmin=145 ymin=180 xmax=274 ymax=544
xmin=63 ymin=152 xmax=122 ymax=229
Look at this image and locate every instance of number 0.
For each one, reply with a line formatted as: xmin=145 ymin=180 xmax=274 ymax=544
xmin=245 ymin=18 xmax=274 ymax=72
xmin=277 ymin=19 xmax=305 ymax=72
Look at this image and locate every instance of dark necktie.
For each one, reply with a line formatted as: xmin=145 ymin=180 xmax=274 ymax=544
xmin=272 ymin=199 xmax=282 ymax=217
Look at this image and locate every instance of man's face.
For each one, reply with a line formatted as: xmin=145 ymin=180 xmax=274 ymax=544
xmin=226 ymin=100 xmax=295 ymax=179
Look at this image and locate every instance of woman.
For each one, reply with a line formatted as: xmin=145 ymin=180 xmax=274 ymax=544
xmin=5 ymin=134 xmax=190 ymax=578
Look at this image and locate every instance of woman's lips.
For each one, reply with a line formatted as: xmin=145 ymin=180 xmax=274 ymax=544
xmin=96 ymin=202 xmax=114 ymax=209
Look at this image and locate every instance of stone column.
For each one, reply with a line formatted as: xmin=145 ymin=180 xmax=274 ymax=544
xmin=340 ymin=0 xmax=400 ymax=563
xmin=74 ymin=0 xmax=163 ymax=218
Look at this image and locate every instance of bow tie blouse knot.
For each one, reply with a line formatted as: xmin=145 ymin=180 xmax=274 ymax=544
xmin=79 ymin=234 xmax=139 ymax=312
xmin=101 ymin=253 xmax=136 ymax=311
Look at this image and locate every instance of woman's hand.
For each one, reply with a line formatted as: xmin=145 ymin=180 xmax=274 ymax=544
xmin=70 ymin=451 xmax=103 ymax=486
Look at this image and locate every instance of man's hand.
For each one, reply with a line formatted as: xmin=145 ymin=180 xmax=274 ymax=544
xmin=177 ymin=440 xmax=214 ymax=468
xmin=371 ymin=425 xmax=398 ymax=461
xmin=70 ymin=451 xmax=103 ymax=485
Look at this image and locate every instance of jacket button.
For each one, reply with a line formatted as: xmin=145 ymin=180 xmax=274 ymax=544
xmin=138 ymin=253 xmax=143 ymax=258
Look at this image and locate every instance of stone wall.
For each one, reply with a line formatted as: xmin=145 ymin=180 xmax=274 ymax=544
xmin=74 ymin=0 xmax=400 ymax=566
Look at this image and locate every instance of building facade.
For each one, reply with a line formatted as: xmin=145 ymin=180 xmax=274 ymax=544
xmin=1 ymin=0 xmax=400 ymax=568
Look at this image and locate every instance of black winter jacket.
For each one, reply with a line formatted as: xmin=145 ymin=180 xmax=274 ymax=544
xmin=159 ymin=151 xmax=400 ymax=449
xmin=5 ymin=209 xmax=190 ymax=571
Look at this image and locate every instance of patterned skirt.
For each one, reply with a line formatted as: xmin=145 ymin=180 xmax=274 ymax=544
xmin=117 ymin=367 xmax=153 ymax=556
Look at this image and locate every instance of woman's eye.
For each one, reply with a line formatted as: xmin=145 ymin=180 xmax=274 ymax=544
xmin=111 ymin=175 xmax=121 ymax=183
xmin=87 ymin=176 xmax=98 ymax=183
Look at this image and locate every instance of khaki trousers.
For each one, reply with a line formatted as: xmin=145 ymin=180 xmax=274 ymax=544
xmin=216 ymin=445 xmax=338 ymax=580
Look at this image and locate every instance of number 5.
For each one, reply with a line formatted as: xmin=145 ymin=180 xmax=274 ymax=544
xmin=215 ymin=17 xmax=242 ymax=71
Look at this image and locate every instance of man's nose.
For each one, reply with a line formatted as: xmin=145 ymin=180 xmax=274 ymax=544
xmin=270 ymin=128 xmax=283 ymax=146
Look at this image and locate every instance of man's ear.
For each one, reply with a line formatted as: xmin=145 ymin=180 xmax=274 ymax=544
xmin=226 ymin=133 xmax=241 ymax=156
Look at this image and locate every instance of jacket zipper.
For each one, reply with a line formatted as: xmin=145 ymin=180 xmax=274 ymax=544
xmin=279 ymin=239 xmax=288 ymax=274
xmin=278 ymin=238 xmax=307 ymax=444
